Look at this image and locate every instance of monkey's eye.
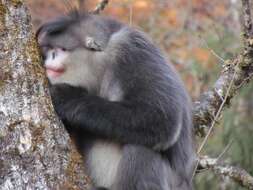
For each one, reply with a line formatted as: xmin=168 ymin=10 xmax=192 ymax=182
xmin=52 ymin=51 xmax=56 ymax=59
xmin=40 ymin=45 xmax=51 ymax=53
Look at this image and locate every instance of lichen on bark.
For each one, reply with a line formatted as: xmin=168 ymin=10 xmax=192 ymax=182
xmin=0 ymin=1 xmax=88 ymax=189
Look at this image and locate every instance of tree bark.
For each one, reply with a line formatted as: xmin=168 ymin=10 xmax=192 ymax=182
xmin=0 ymin=1 xmax=88 ymax=189
xmin=199 ymin=156 xmax=253 ymax=190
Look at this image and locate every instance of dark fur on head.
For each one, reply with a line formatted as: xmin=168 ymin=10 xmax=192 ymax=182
xmin=37 ymin=10 xmax=196 ymax=190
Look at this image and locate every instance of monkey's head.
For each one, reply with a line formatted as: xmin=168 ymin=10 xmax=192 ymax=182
xmin=36 ymin=12 xmax=121 ymax=91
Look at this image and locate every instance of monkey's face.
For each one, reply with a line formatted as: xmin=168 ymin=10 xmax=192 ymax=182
xmin=41 ymin=47 xmax=69 ymax=80
xmin=36 ymin=14 xmax=109 ymax=90
xmin=37 ymin=36 xmax=90 ymax=87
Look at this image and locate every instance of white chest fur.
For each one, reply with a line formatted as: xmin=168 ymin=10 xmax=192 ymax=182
xmin=87 ymin=141 xmax=123 ymax=188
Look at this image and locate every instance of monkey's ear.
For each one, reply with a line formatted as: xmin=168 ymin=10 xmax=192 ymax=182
xmin=36 ymin=25 xmax=48 ymax=45
xmin=84 ymin=36 xmax=103 ymax=51
xmin=35 ymin=25 xmax=44 ymax=42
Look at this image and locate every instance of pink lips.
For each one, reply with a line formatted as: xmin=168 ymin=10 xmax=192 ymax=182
xmin=45 ymin=66 xmax=65 ymax=78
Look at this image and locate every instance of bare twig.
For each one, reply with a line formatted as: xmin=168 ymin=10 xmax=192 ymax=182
xmin=92 ymin=0 xmax=109 ymax=14
xmin=78 ymin=0 xmax=85 ymax=9
xmin=200 ymin=35 xmax=225 ymax=63
xmin=199 ymin=156 xmax=253 ymax=190
xmin=129 ymin=1 xmax=133 ymax=26
xmin=197 ymin=68 xmax=237 ymax=154
xmin=63 ymin=0 xmax=76 ymax=12
xmin=217 ymin=140 xmax=234 ymax=161
xmin=192 ymin=65 xmax=238 ymax=180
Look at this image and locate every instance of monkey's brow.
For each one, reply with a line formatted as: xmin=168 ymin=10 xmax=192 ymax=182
xmin=39 ymin=43 xmax=90 ymax=52
xmin=37 ymin=18 xmax=75 ymax=38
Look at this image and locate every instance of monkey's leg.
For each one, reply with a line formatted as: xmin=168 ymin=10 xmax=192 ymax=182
xmin=112 ymin=145 xmax=171 ymax=190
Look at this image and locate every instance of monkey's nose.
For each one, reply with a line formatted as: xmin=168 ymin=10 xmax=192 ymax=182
xmin=52 ymin=51 xmax=57 ymax=60
xmin=45 ymin=48 xmax=70 ymax=69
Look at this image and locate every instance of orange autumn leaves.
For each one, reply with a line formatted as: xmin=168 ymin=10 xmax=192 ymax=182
xmin=192 ymin=48 xmax=211 ymax=66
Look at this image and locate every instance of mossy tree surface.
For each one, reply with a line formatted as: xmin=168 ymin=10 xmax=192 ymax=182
xmin=0 ymin=1 xmax=88 ymax=189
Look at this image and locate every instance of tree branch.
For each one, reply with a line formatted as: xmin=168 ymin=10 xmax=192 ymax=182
xmin=92 ymin=0 xmax=109 ymax=14
xmin=192 ymin=0 xmax=253 ymax=189
xmin=0 ymin=1 xmax=88 ymax=189
xmin=242 ymin=0 xmax=253 ymax=39
xmin=193 ymin=0 xmax=253 ymax=137
xmin=199 ymin=156 xmax=253 ymax=189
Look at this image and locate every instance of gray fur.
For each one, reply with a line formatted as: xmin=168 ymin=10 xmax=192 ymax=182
xmin=37 ymin=12 xmax=196 ymax=190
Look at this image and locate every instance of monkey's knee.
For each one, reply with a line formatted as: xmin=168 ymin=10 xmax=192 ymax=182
xmin=112 ymin=145 xmax=170 ymax=190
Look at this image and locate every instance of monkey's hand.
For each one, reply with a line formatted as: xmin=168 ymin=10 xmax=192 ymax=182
xmin=49 ymin=83 xmax=87 ymax=104
xmin=49 ymin=84 xmax=88 ymax=122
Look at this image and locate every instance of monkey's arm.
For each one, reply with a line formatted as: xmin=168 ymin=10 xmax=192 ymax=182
xmin=50 ymin=84 xmax=182 ymax=150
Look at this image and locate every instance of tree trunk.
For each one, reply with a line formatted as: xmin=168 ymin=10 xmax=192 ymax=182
xmin=1 ymin=0 xmax=253 ymax=190
xmin=0 ymin=1 xmax=88 ymax=189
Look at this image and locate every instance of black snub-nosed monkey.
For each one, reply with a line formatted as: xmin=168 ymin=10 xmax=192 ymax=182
xmin=36 ymin=11 xmax=196 ymax=190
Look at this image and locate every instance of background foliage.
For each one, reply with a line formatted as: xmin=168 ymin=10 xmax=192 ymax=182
xmin=26 ymin=0 xmax=253 ymax=189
